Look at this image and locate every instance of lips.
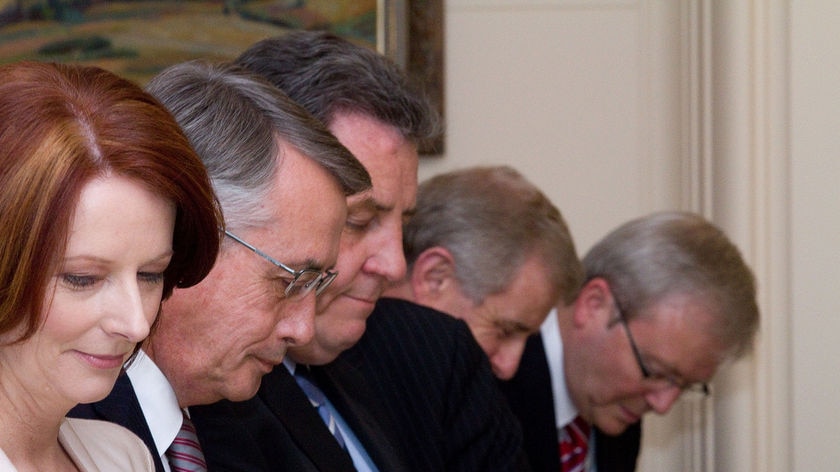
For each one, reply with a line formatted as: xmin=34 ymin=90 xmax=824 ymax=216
xmin=619 ymin=405 xmax=641 ymax=424
xmin=253 ymin=354 xmax=285 ymax=373
xmin=342 ymin=278 xmax=386 ymax=305
xmin=348 ymin=294 xmax=376 ymax=305
xmin=75 ymin=350 xmax=129 ymax=370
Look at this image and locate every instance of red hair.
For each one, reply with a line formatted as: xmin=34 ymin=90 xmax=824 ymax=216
xmin=0 ymin=62 xmax=222 ymax=341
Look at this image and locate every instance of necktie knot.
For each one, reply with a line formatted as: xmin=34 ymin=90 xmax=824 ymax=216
xmin=560 ymin=416 xmax=590 ymax=472
xmin=167 ymin=411 xmax=207 ymax=472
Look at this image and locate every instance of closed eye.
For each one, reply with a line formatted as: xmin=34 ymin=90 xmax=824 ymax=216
xmin=138 ymin=272 xmax=166 ymax=285
xmin=61 ymin=273 xmax=97 ymax=290
xmin=345 ymin=216 xmax=375 ymax=232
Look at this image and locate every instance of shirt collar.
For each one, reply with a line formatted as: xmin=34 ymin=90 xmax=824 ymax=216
xmin=125 ymin=349 xmax=183 ymax=463
xmin=541 ymin=307 xmax=579 ymax=429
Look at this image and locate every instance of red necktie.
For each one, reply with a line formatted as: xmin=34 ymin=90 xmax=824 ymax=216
xmin=559 ymin=416 xmax=590 ymax=472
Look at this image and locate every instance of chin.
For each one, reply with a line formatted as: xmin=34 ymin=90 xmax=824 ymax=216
xmin=594 ymin=416 xmax=633 ymax=436
xmin=75 ymin=381 xmax=120 ymax=405
xmin=317 ymin=315 xmax=368 ymax=344
xmin=223 ymin=381 xmax=261 ymax=403
xmin=295 ymin=335 xmax=361 ymax=366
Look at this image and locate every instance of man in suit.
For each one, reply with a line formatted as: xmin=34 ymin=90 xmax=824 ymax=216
xmin=383 ymin=165 xmax=581 ymax=381
xmin=382 ymin=165 xmax=631 ymax=471
xmin=504 ymin=211 xmax=760 ymax=472
xmin=500 ymin=314 xmax=642 ymax=472
xmin=370 ymin=164 xmax=645 ymax=472
xmin=191 ymin=32 xmax=528 ymax=471
xmin=69 ymin=61 xmax=372 ymax=471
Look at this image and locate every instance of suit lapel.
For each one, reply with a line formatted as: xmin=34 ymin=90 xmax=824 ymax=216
xmin=499 ymin=333 xmax=560 ymax=471
xmin=258 ymin=366 xmax=356 ymax=472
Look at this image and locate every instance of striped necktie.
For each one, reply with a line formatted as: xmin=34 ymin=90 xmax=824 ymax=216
xmin=560 ymin=416 xmax=590 ymax=472
xmin=166 ymin=411 xmax=207 ymax=472
xmin=294 ymin=366 xmax=347 ymax=449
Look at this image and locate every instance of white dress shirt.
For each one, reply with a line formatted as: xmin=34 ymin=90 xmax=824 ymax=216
xmin=125 ymin=349 xmax=183 ymax=472
xmin=541 ymin=308 xmax=594 ymax=470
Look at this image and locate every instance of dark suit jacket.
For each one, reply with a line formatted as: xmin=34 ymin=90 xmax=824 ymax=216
xmin=191 ymin=297 xmax=527 ymax=472
xmin=69 ymin=373 xmax=167 ymax=472
xmin=190 ymin=364 xmax=390 ymax=471
xmin=498 ymin=333 xmax=641 ymax=472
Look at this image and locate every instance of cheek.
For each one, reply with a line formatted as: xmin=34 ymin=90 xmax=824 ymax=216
xmin=41 ymin=298 xmax=96 ymax=342
xmin=588 ymin=359 xmax=646 ymax=405
xmin=333 ymin=244 xmax=369 ymax=285
xmin=208 ymin=324 xmax=254 ymax=365
xmin=141 ymin=288 xmax=163 ymax=324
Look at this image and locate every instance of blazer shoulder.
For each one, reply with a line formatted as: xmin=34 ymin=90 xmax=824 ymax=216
xmin=367 ymin=297 xmax=472 ymax=339
xmin=60 ymin=418 xmax=155 ymax=471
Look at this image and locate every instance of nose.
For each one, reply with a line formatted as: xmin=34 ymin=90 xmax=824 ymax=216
xmin=364 ymin=229 xmax=408 ymax=283
xmin=644 ymin=385 xmax=683 ymax=414
xmin=490 ymin=341 xmax=526 ymax=380
xmin=104 ymin=279 xmax=153 ymax=343
xmin=275 ymin=293 xmax=316 ymax=346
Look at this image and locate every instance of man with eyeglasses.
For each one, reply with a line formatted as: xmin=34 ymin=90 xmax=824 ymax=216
xmin=69 ymin=61 xmax=371 ymax=472
xmin=500 ymin=211 xmax=760 ymax=472
xmin=190 ymin=32 xmax=531 ymax=472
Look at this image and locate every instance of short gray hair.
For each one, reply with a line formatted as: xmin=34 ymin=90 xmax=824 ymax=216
xmin=145 ymin=60 xmax=371 ymax=231
xmin=404 ymin=165 xmax=582 ymax=305
xmin=583 ymin=211 xmax=759 ymax=358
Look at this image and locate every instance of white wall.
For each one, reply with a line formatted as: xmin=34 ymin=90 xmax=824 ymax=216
xmin=790 ymin=1 xmax=840 ymax=470
xmin=420 ymin=0 xmax=683 ymax=253
xmin=420 ymin=1 xmax=840 ymax=470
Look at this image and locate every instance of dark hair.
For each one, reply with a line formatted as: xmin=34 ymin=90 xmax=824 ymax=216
xmin=0 ymin=61 xmax=222 ymax=341
xmin=236 ymin=30 xmax=441 ymax=146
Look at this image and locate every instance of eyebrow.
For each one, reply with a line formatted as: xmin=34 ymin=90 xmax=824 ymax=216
xmin=348 ymin=195 xmax=378 ymax=213
xmin=263 ymin=253 xmax=328 ymax=274
xmin=494 ymin=318 xmax=534 ymax=334
xmin=292 ymin=258 xmax=329 ymax=272
xmin=353 ymin=194 xmax=414 ymax=219
xmin=643 ymin=356 xmax=692 ymax=383
xmin=62 ymin=251 xmax=174 ymax=266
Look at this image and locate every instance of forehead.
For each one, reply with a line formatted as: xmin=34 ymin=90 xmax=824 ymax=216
xmin=328 ymin=112 xmax=418 ymax=211
xmin=481 ymin=255 xmax=556 ymax=331
xmin=70 ymin=176 xmax=175 ymax=243
xmin=633 ymin=294 xmax=726 ymax=376
xmin=248 ymin=144 xmax=346 ymax=267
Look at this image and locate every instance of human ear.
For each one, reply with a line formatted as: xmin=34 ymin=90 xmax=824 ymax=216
xmin=572 ymin=277 xmax=613 ymax=327
xmin=410 ymin=246 xmax=458 ymax=302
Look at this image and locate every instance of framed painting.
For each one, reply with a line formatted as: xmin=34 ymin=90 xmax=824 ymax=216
xmin=0 ymin=0 xmax=443 ymax=154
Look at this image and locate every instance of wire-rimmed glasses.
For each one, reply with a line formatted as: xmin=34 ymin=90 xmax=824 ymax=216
xmin=224 ymin=230 xmax=337 ymax=299
xmin=610 ymin=287 xmax=710 ymax=396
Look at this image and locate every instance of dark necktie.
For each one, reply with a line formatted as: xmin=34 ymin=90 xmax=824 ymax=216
xmin=294 ymin=366 xmax=347 ymax=449
xmin=166 ymin=411 xmax=207 ymax=472
xmin=559 ymin=416 xmax=590 ymax=472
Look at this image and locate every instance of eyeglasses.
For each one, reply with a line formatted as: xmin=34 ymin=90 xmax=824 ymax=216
xmin=224 ymin=230 xmax=337 ymax=300
xmin=611 ymin=288 xmax=710 ymax=396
